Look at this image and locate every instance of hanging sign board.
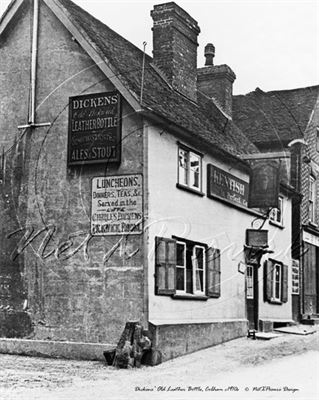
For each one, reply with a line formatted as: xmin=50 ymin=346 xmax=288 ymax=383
xmin=91 ymin=174 xmax=143 ymax=236
xmin=248 ymin=161 xmax=280 ymax=208
xmin=207 ymin=164 xmax=249 ymax=209
xmin=246 ymin=229 xmax=268 ymax=248
xmin=68 ymin=91 xmax=121 ymax=165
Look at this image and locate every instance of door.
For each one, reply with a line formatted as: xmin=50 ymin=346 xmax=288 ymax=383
xmin=303 ymin=243 xmax=318 ymax=315
xmin=246 ymin=264 xmax=258 ymax=330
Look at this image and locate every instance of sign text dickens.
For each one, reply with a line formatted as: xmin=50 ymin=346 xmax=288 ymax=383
xmin=207 ymin=164 xmax=249 ymax=208
xmin=91 ymin=174 xmax=143 ymax=236
xmin=68 ymin=91 xmax=121 ymax=165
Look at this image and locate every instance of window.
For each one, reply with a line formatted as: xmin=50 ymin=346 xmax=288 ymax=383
xmin=178 ymin=146 xmax=202 ymax=192
xmin=269 ymin=196 xmax=283 ymax=225
xmin=155 ymin=237 xmax=221 ymax=298
xmin=309 ymin=176 xmax=316 ymax=223
xmin=264 ymin=259 xmax=288 ymax=304
xmin=316 ymin=128 xmax=319 ymax=152
xmin=176 ymin=242 xmax=206 ymax=295
xmin=193 ymin=245 xmax=205 ymax=294
xmin=246 ymin=264 xmax=254 ymax=299
xmin=176 ymin=241 xmax=186 ymax=292
xmin=272 ymin=263 xmax=282 ymax=301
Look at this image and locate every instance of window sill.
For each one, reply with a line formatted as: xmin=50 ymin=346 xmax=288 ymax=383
xmin=268 ymin=299 xmax=282 ymax=305
xmin=308 ymin=221 xmax=318 ymax=228
xmin=176 ymin=183 xmax=205 ymax=197
xmin=269 ymin=220 xmax=284 ymax=229
xmin=172 ymin=294 xmax=208 ymax=301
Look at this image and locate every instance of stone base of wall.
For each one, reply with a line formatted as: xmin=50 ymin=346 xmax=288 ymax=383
xmin=147 ymin=319 xmax=248 ymax=365
xmin=259 ymin=320 xmax=274 ymax=332
xmin=0 ymin=311 xmax=33 ymax=338
xmin=0 ymin=338 xmax=115 ymax=361
xmin=259 ymin=319 xmax=295 ymax=332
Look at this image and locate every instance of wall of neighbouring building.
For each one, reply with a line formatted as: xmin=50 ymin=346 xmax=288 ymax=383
xmin=258 ymin=194 xmax=293 ymax=322
xmin=146 ymin=123 xmax=249 ymax=323
xmin=300 ymin=95 xmax=319 ymax=316
xmin=146 ymin=123 xmax=249 ymax=361
xmin=300 ymin=96 xmax=319 ymax=227
xmin=145 ymin=123 xmax=293 ymax=360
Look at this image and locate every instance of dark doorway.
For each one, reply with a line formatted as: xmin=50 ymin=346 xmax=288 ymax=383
xmin=303 ymin=242 xmax=318 ymax=315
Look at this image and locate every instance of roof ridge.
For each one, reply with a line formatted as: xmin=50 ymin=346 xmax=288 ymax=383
xmin=235 ymin=84 xmax=319 ymax=98
xmin=266 ymin=85 xmax=319 ymax=95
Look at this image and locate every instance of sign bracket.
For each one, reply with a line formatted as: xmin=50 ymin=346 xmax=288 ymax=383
xmin=18 ymin=122 xmax=51 ymax=129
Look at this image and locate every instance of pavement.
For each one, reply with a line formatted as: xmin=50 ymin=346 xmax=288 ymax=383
xmin=0 ymin=326 xmax=318 ymax=400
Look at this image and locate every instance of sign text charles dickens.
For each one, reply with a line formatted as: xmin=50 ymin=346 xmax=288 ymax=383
xmin=91 ymin=174 xmax=143 ymax=236
xmin=68 ymin=91 xmax=121 ymax=165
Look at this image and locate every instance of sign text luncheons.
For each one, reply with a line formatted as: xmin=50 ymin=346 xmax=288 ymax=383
xmin=68 ymin=91 xmax=121 ymax=165
xmin=91 ymin=174 xmax=143 ymax=236
xmin=207 ymin=164 xmax=249 ymax=208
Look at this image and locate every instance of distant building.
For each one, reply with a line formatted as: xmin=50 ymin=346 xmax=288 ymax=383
xmin=0 ymin=0 xmax=296 ymax=363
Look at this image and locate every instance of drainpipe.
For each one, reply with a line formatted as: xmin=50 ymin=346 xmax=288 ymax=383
xmin=29 ymin=0 xmax=39 ymax=126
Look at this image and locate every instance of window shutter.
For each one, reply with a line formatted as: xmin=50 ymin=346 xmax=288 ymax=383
xmin=155 ymin=237 xmax=176 ymax=295
xmin=206 ymin=248 xmax=221 ymax=298
xmin=264 ymin=260 xmax=274 ymax=302
xmin=281 ymin=264 xmax=288 ymax=303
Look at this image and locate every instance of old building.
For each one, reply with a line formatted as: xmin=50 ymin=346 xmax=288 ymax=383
xmin=0 ymin=0 xmax=295 ymax=363
xmin=233 ymin=86 xmax=319 ymax=323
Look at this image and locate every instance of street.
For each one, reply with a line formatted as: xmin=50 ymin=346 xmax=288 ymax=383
xmin=0 ymin=331 xmax=318 ymax=400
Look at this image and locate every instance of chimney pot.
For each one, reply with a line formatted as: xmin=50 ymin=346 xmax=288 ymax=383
xmin=197 ymin=44 xmax=236 ymax=117
xmin=204 ymin=43 xmax=215 ymax=66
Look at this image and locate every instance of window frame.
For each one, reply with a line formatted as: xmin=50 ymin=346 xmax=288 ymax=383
xmin=177 ymin=144 xmax=203 ymax=195
xmin=174 ymin=238 xmax=206 ymax=296
xmin=309 ymin=175 xmax=316 ymax=223
xmin=176 ymin=241 xmax=187 ymax=293
xmin=192 ymin=245 xmax=206 ymax=295
xmin=272 ymin=262 xmax=282 ymax=302
xmin=269 ymin=196 xmax=284 ymax=226
xmin=264 ymin=259 xmax=288 ymax=304
xmin=246 ymin=264 xmax=254 ymax=299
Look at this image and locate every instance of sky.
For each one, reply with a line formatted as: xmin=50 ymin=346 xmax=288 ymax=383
xmin=0 ymin=0 xmax=318 ymax=94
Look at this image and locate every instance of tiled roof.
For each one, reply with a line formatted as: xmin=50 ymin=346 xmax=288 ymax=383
xmin=233 ymin=86 xmax=319 ymax=146
xmin=55 ymin=0 xmax=257 ymax=158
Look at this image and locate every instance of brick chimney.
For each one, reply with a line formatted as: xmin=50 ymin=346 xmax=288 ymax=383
xmin=197 ymin=44 xmax=236 ymax=117
xmin=151 ymin=2 xmax=200 ymax=102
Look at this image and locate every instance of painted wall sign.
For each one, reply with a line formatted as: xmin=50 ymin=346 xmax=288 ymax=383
xmin=291 ymin=259 xmax=300 ymax=295
xmin=303 ymin=230 xmax=319 ymax=247
xmin=207 ymin=164 xmax=249 ymax=208
xmin=91 ymin=174 xmax=143 ymax=236
xmin=248 ymin=160 xmax=280 ymax=208
xmin=68 ymin=91 xmax=121 ymax=165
